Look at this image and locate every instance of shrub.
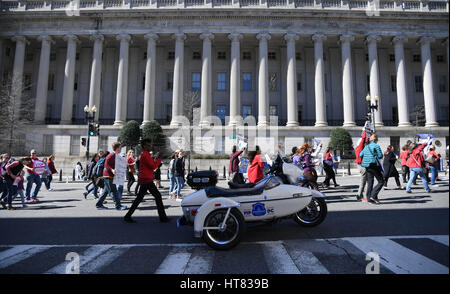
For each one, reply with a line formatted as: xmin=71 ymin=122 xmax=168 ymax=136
xmin=328 ymin=128 xmax=354 ymax=159
xmin=118 ymin=120 xmax=141 ymax=149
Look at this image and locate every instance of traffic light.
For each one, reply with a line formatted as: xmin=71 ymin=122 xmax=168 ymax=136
xmin=88 ymin=123 xmax=95 ymax=136
xmin=81 ymin=138 xmax=87 ymax=147
xmin=94 ymin=123 xmax=100 ymax=136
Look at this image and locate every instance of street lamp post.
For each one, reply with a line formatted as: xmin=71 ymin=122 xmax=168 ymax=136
xmin=84 ymin=105 xmax=97 ymax=162
xmin=365 ymin=94 xmax=379 ymax=134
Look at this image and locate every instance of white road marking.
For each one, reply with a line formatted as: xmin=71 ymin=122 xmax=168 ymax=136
xmin=0 ymin=245 xmax=49 ymax=269
xmin=426 ymin=235 xmax=449 ymax=247
xmin=45 ymin=245 xmax=113 ymax=274
xmin=183 ymin=247 xmax=215 ymax=274
xmin=262 ymin=242 xmax=301 ymax=274
xmin=345 ymin=236 xmax=449 ymax=274
xmin=154 ymin=247 xmax=192 ymax=274
xmin=81 ymin=246 xmax=132 ymax=274
xmin=288 ymin=249 xmax=330 ymax=274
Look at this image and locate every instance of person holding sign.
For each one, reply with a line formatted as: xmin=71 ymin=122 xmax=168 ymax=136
xmin=24 ymin=150 xmax=43 ymax=203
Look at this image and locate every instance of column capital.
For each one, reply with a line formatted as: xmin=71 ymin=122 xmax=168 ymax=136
xmin=366 ymin=34 xmax=382 ymax=44
xmin=284 ymin=33 xmax=299 ymax=42
xmin=172 ymin=33 xmax=187 ymax=42
xmin=63 ymin=34 xmax=80 ymax=43
xmin=11 ymin=35 xmax=29 ymax=45
xmin=144 ymin=33 xmax=159 ymax=41
xmin=312 ymin=34 xmax=327 ymax=43
xmin=417 ymin=36 xmax=435 ymax=45
xmin=37 ymin=35 xmax=54 ymax=44
xmin=392 ymin=35 xmax=408 ymax=45
xmin=256 ymin=33 xmax=271 ymax=41
xmin=228 ymin=33 xmax=243 ymax=42
xmin=339 ymin=34 xmax=355 ymax=43
xmin=90 ymin=34 xmax=104 ymax=42
xmin=116 ymin=34 xmax=131 ymax=42
xmin=199 ymin=32 xmax=215 ymax=41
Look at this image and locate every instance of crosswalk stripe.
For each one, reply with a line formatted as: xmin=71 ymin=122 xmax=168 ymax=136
xmin=427 ymin=235 xmax=449 ymax=247
xmin=287 ymin=249 xmax=330 ymax=274
xmin=345 ymin=237 xmax=449 ymax=274
xmin=45 ymin=245 xmax=113 ymax=274
xmin=0 ymin=245 xmax=49 ymax=269
xmin=154 ymin=247 xmax=192 ymax=274
xmin=262 ymin=242 xmax=301 ymax=274
xmin=183 ymin=247 xmax=215 ymax=274
xmin=81 ymin=246 xmax=132 ymax=274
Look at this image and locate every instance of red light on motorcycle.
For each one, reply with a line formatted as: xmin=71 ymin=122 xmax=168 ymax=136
xmin=191 ymin=209 xmax=198 ymax=216
xmin=215 ymin=204 xmax=221 ymax=207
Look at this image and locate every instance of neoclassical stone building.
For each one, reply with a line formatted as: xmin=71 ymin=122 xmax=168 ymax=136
xmin=0 ymin=0 xmax=448 ymax=158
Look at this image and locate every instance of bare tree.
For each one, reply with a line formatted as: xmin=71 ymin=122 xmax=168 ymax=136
xmin=183 ymin=90 xmax=200 ymax=125
xmin=0 ymin=73 xmax=35 ymax=154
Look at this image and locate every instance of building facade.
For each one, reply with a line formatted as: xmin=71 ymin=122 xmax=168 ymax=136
xmin=0 ymin=0 xmax=449 ymax=160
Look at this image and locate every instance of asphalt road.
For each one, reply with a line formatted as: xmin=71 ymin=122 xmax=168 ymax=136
xmin=0 ymin=174 xmax=448 ymax=274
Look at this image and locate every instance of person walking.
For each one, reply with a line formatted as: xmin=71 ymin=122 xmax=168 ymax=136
xmin=359 ymin=134 xmax=384 ymax=204
xmin=355 ymin=131 xmax=369 ymax=201
xmin=168 ymin=151 xmax=178 ymax=199
xmin=95 ymin=143 xmax=127 ymax=210
xmin=40 ymin=157 xmax=52 ymax=191
xmin=152 ymin=152 xmax=164 ymax=189
xmin=382 ymin=146 xmax=403 ymax=190
xmin=0 ymin=153 xmax=13 ymax=205
xmin=322 ymin=147 xmax=340 ymax=188
xmin=248 ymin=146 xmax=265 ymax=184
xmin=84 ymin=153 xmax=100 ymax=199
xmin=294 ymin=144 xmax=319 ymax=191
xmin=75 ymin=162 xmax=83 ymax=180
xmin=426 ymin=145 xmax=440 ymax=186
xmin=24 ymin=150 xmax=43 ymax=203
xmin=126 ymin=150 xmax=136 ymax=194
xmin=229 ymin=145 xmax=245 ymax=184
xmin=124 ymin=138 xmax=169 ymax=223
xmin=399 ymin=145 xmax=410 ymax=184
xmin=174 ymin=150 xmax=186 ymax=201
xmin=46 ymin=155 xmax=57 ymax=191
xmin=2 ymin=157 xmax=32 ymax=210
xmin=406 ymin=139 xmax=432 ymax=194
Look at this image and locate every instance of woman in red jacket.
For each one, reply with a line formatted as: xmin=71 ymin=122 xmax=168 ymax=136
xmin=406 ymin=142 xmax=430 ymax=193
xmin=399 ymin=145 xmax=410 ymax=184
xmin=247 ymin=146 xmax=265 ymax=184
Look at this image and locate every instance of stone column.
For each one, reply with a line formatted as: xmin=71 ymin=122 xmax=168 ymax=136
xmin=256 ymin=33 xmax=271 ymax=127
xmin=339 ymin=34 xmax=356 ymax=127
xmin=60 ymin=34 xmax=79 ymax=125
xmin=34 ymin=35 xmax=54 ymax=123
xmin=284 ymin=33 xmax=299 ymax=127
xmin=199 ymin=33 xmax=214 ymax=127
xmin=393 ymin=36 xmax=411 ymax=127
xmin=418 ymin=36 xmax=439 ymax=127
xmin=366 ymin=34 xmax=383 ymax=127
xmin=142 ymin=33 xmax=158 ymax=125
xmin=228 ymin=33 xmax=243 ymax=127
xmin=10 ymin=36 xmax=28 ymax=111
xmin=88 ymin=34 xmax=104 ymax=122
xmin=170 ymin=33 xmax=186 ymax=127
xmin=312 ymin=34 xmax=328 ymax=127
xmin=113 ymin=34 xmax=131 ymax=126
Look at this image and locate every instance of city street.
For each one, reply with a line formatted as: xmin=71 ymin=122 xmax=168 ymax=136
xmin=0 ymin=174 xmax=448 ymax=274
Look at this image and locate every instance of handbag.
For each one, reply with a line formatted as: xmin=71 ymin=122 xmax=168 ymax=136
xmin=425 ymin=154 xmax=437 ymax=165
xmin=412 ymin=154 xmax=427 ymax=174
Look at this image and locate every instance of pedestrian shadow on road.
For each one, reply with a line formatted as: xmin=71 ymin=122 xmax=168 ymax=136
xmin=377 ymin=195 xmax=432 ymax=205
xmin=21 ymin=205 xmax=76 ymax=210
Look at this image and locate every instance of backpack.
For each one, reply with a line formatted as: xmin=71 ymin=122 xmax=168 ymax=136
xmin=94 ymin=158 xmax=105 ymax=178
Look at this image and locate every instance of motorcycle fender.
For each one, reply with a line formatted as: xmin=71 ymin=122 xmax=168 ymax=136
xmin=193 ymin=197 xmax=240 ymax=238
xmin=311 ymin=190 xmax=326 ymax=198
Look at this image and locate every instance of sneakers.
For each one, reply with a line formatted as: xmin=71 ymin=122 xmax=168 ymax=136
xmin=48 ymin=188 xmax=53 ymax=191
xmin=116 ymin=205 xmax=127 ymax=211
xmin=26 ymin=199 xmax=34 ymax=203
xmin=406 ymin=190 xmax=412 ymax=194
xmin=83 ymin=192 xmax=88 ymax=199
xmin=7 ymin=206 xmax=16 ymax=210
xmin=96 ymin=205 xmax=108 ymax=210
xmin=176 ymin=196 xmax=183 ymax=202
xmin=0 ymin=200 xmax=6 ymax=209
xmin=32 ymin=198 xmax=40 ymax=203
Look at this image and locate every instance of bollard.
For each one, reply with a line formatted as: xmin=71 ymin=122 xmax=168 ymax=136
xmin=59 ymin=169 xmax=62 ymax=182
xmin=73 ymin=169 xmax=75 ymax=182
xmin=223 ymin=166 xmax=226 ymax=179
xmin=209 ymin=166 xmax=212 ymax=171
xmin=66 ymin=176 xmax=69 ymax=184
xmin=347 ymin=161 xmax=351 ymax=176
xmin=195 ymin=167 xmax=198 ymax=172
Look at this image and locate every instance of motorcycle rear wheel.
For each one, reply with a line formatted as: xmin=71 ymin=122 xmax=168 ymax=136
xmin=203 ymin=208 xmax=245 ymax=250
xmin=293 ymin=197 xmax=327 ymax=227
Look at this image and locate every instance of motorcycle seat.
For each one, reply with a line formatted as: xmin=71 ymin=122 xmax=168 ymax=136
xmin=227 ymin=182 xmax=256 ymax=189
xmin=205 ymin=185 xmax=264 ymax=198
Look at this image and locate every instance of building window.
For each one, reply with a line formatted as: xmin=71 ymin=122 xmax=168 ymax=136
xmin=217 ymin=72 xmax=226 ymax=91
xmin=298 ymin=105 xmax=303 ymax=123
xmin=74 ymin=73 xmax=78 ymax=91
xmin=324 ymin=74 xmax=328 ymax=92
xmin=414 ymin=76 xmax=423 ymax=92
xmin=50 ymin=53 xmax=56 ymax=61
xmin=43 ymin=135 xmax=53 ymax=155
xmin=296 ymin=52 xmax=302 ymax=61
xmin=243 ymin=51 xmax=251 ymax=60
xmin=413 ymin=54 xmax=421 ymax=62
xmin=366 ymin=75 xmax=370 ymax=92
xmin=323 ymin=53 xmax=327 ymax=61
xmin=46 ymin=104 xmax=52 ymax=120
xmin=192 ymin=72 xmax=201 ymax=90
xmin=390 ymin=136 xmax=400 ymax=154
xmin=24 ymin=74 xmax=32 ymax=91
xmin=365 ymin=54 xmax=368 ymax=62
xmin=217 ymin=51 xmax=226 ymax=60
xmin=268 ymin=52 xmax=276 ymax=60
xmin=243 ymin=105 xmax=252 ymax=119
xmin=439 ymin=75 xmax=447 ymax=92
xmin=269 ymin=105 xmax=278 ymax=117
xmin=297 ymin=73 xmax=302 ymax=91
xmin=242 ymin=73 xmax=252 ymax=91
xmin=437 ymin=55 xmax=444 ymax=63
xmin=166 ymin=105 xmax=172 ymax=123
xmin=25 ymin=53 xmax=33 ymax=62
xmin=216 ymin=105 xmax=226 ymax=122
xmin=269 ymin=73 xmax=277 ymax=91
xmin=391 ymin=75 xmax=397 ymax=92
xmin=98 ymin=135 xmax=108 ymax=152
xmin=193 ymin=51 xmax=201 ymax=60
xmin=392 ymin=107 xmax=398 ymax=125
xmin=48 ymin=73 xmax=55 ymax=91
xmin=143 ymin=51 xmax=147 ymax=60
xmin=76 ymin=53 xmax=80 ymax=60
xmin=168 ymin=51 xmax=175 ymax=60
xmin=5 ymin=47 xmax=11 ymax=57
xmin=142 ymin=73 xmax=146 ymax=90
xmin=389 ymin=54 xmax=395 ymax=62
xmin=70 ymin=135 xmax=80 ymax=155
xmin=167 ymin=72 xmax=173 ymax=90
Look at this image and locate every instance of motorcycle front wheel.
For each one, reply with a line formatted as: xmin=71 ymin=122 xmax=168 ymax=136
xmin=202 ymin=208 xmax=245 ymax=250
xmin=293 ymin=197 xmax=327 ymax=227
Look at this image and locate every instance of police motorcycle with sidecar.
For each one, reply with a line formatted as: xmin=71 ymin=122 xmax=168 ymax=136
xmin=177 ymin=155 xmax=328 ymax=250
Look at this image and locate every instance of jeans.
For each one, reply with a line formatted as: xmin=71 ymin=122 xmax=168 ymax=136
xmin=428 ymin=165 xmax=438 ymax=185
xmin=323 ymin=164 xmax=337 ymax=186
xmin=25 ymin=173 xmax=42 ymax=200
xmin=125 ymin=181 xmax=167 ymax=220
xmin=126 ymin=171 xmax=135 ymax=193
xmin=46 ymin=175 xmax=53 ymax=190
xmin=168 ymin=173 xmax=177 ymax=194
xmin=366 ymin=164 xmax=384 ymax=200
xmin=118 ymin=185 xmax=123 ymax=200
xmin=357 ymin=165 xmax=367 ymax=198
xmin=96 ymin=178 xmax=123 ymax=209
xmin=175 ymin=176 xmax=185 ymax=197
xmin=406 ymin=168 xmax=430 ymax=193
xmin=87 ymin=182 xmax=98 ymax=197
xmin=401 ymin=165 xmax=410 ymax=183
xmin=0 ymin=178 xmax=8 ymax=201
xmin=4 ymin=177 xmax=17 ymax=206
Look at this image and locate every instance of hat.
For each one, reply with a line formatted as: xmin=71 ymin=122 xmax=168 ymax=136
xmin=430 ymin=145 xmax=436 ymax=150
xmin=30 ymin=149 xmax=36 ymax=155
